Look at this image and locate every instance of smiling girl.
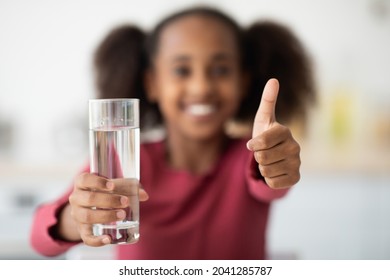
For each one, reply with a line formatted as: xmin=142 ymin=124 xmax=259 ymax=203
xmin=30 ymin=6 xmax=314 ymax=260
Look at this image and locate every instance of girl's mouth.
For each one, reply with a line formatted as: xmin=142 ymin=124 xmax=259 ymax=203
xmin=185 ymin=104 xmax=216 ymax=117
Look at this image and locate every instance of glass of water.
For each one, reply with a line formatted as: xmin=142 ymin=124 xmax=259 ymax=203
xmin=88 ymin=99 xmax=140 ymax=244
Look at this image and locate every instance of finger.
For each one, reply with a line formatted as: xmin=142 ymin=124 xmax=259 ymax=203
xmin=255 ymin=140 xmax=300 ymax=166
xmin=109 ymin=179 xmax=150 ymax=201
xmin=259 ymin=154 xmax=301 ymax=178
xmin=109 ymin=178 xmax=139 ymax=196
xmin=264 ymin=173 xmax=300 ymax=189
xmin=258 ymin=155 xmax=301 ymax=187
xmin=258 ymin=160 xmax=289 ymax=179
xmin=254 ymin=142 xmax=289 ymax=166
xmin=252 ymin=78 xmax=279 ymax=137
xmin=78 ymin=223 xmax=111 ymax=246
xmin=71 ymin=205 xmax=126 ymax=224
xmin=69 ymin=189 xmax=129 ymax=209
xmin=139 ymin=187 xmax=150 ymax=202
xmin=247 ymin=123 xmax=291 ymax=151
xmin=74 ymin=172 xmax=113 ymax=192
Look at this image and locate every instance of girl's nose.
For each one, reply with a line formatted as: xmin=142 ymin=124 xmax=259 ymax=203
xmin=187 ymin=69 xmax=213 ymax=98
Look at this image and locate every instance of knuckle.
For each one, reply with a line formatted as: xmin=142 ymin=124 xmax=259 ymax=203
xmin=290 ymin=157 xmax=301 ymax=170
xmin=81 ymin=236 xmax=95 ymax=247
xmin=296 ymin=157 xmax=301 ymax=168
xmin=282 ymin=125 xmax=291 ymax=136
xmin=77 ymin=172 xmax=89 ymax=185
xmin=252 ymin=135 xmax=268 ymax=149
xmin=285 ymin=151 xmax=300 ymax=168
xmin=259 ymin=135 xmax=271 ymax=148
xmin=254 ymin=152 xmax=259 ymax=163
xmin=289 ymin=142 xmax=300 ymax=155
xmin=86 ymin=239 xmax=100 ymax=247
xmin=267 ymin=176 xmax=292 ymax=190
xmin=275 ymin=179 xmax=287 ymax=189
xmin=68 ymin=194 xmax=75 ymax=205
xmin=257 ymin=151 xmax=268 ymax=165
xmin=113 ymin=195 xmax=123 ymax=208
xmin=266 ymin=178 xmax=278 ymax=189
xmin=75 ymin=172 xmax=92 ymax=190
xmin=296 ymin=143 xmax=301 ymax=154
xmin=80 ymin=234 xmax=87 ymax=244
xmin=87 ymin=191 xmax=97 ymax=205
xmin=277 ymin=124 xmax=291 ymax=137
xmin=273 ymin=123 xmax=287 ymax=135
xmin=104 ymin=210 xmax=117 ymax=223
xmin=258 ymin=164 xmax=269 ymax=177
xmin=292 ymin=172 xmax=301 ymax=185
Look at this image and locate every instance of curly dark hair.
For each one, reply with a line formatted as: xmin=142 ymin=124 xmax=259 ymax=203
xmin=239 ymin=20 xmax=316 ymax=126
xmin=92 ymin=6 xmax=316 ymax=131
xmin=92 ymin=24 xmax=152 ymax=128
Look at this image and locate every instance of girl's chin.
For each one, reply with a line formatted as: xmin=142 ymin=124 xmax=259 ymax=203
xmin=178 ymin=125 xmax=226 ymax=141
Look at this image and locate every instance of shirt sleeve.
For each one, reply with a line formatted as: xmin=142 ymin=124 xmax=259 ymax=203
xmin=245 ymin=151 xmax=290 ymax=202
xmin=29 ymin=187 xmax=80 ymax=257
xmin=29 ymin=164 xmax=90 ymax=257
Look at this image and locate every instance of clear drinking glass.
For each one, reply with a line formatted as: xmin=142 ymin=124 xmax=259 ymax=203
xmin=88 ymin=99 xmax=140 ymax=244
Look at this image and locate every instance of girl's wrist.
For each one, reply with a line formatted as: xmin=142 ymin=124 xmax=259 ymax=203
xmin=50 ymin=203 xmax=81 ymax=242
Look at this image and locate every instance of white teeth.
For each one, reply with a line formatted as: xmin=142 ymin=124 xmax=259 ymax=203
xmin=187 ymin=104 xmax=215 ymax=116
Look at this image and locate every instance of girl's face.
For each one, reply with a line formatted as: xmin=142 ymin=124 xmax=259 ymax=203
xmin=147 ymin=15 xmax=245 ymax=141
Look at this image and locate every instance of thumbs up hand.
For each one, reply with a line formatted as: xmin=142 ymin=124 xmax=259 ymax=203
xmin=246 ymin=79 xmax=301 ymax=189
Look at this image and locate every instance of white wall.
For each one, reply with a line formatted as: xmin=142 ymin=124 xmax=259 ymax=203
xmin=0 ymin=0 xmax=389 ymax=259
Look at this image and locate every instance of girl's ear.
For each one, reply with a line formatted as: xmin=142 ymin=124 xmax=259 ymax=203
xmin=144 ymin=69 xmax=158 ymax=102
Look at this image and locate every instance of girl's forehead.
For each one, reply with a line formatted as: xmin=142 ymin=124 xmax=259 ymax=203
xmin=157 ymin=15 xmax=239 ymax=56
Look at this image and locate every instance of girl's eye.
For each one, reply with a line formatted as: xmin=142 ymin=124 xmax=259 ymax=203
xmin=173 ymin=66 xmax=190 ymax=77
xmin=210 ymin=65 xmax=230 ymax=77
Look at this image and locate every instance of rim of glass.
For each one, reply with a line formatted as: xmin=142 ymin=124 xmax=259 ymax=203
xmin=89 ymin=98 xmax=139 ymax=103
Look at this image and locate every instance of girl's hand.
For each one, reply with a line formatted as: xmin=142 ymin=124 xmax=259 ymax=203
xmin=67 ymin=173 xmax=149 ymax=246
xmin=246 ymin=78 xmax=301 ymax=189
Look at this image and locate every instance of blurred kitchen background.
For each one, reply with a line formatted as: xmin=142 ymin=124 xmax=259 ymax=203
xmin=0 ymin=0 xmax=389 ymax=260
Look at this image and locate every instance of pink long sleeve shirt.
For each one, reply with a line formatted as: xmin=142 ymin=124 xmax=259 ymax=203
xmin=30 ymin=138 xmax=289 ymax=259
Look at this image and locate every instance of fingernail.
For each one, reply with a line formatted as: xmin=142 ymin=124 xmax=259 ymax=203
xmin=116 ymin=210 xmax=125 ymax=219
xmin=120 ymin=196 xmax=128 ymax=206
xmin=102 ymin=237 xmax=110 ymax=244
